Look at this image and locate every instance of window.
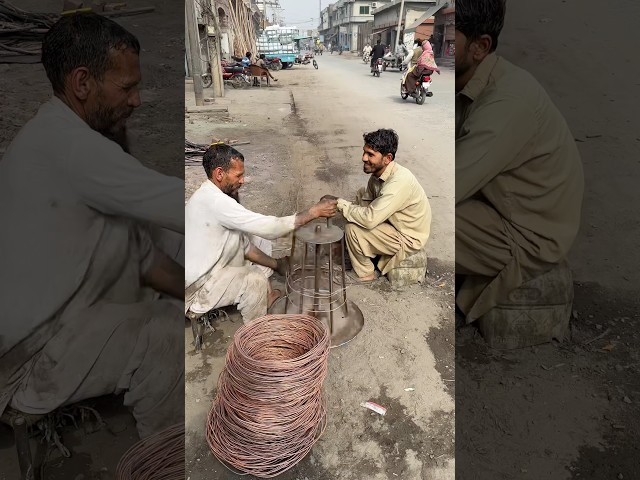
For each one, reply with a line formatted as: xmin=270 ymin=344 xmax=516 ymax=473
xmin=359 ymin=6 xmax=370 ymax=15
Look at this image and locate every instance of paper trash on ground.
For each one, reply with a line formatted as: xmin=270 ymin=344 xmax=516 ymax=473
xmin=361 ymin=401 xmax=387 ymax=416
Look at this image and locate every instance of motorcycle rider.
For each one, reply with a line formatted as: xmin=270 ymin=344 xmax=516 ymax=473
xmin=402 ymin=38 xmax=424 ymax=82
xmin=370 ymin=39 xmax=386 ymax=71
xmin=391 ymin=43 xmax=409 ymax=66
xmin=362 ymin=43 xmax=372 ymax=61
xmin=241 ymin=52 xmax=252 ymax=67
xmin=403 ymin=39 xmax=440 ymax=95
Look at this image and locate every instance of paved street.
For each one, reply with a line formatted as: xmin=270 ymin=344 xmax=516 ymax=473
xmin=185 ymin=53 xmax=455 ymax=480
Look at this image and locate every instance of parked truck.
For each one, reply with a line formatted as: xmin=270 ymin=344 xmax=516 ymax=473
xmin=256 ymin=26 xmax=299 ymax=69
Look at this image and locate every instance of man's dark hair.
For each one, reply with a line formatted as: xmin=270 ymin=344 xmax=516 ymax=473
xmin=203 ymin=144 xmax=245 ymax=178
xmin=42 ymin=13 xmax=140 ymax=94
xmin=245 ymin=52 xmax=251 ymax=57
xmin=455 ymin=0 xmax=506 ymax=52
xmin=260 ymin=53 xmax=266 ymax=59
xmin=363 ymin=129 xmax=399 ymax=161
xmin=376 ymin=39 xmax=381 ymax=45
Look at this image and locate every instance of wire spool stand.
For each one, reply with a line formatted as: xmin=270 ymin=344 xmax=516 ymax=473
xmin=270 ymin=218 xmax=365 ymax=347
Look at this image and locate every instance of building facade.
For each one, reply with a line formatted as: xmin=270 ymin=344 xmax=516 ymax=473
xmin=319 ymin=0 xmax=392 ymax=52
xmin=372 ymin=0 xmax=441 ymax=49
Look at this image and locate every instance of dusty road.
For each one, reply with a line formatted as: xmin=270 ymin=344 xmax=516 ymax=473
xmin=185 ymin=53 xmax=455 ymax=479
xmin=456 ymin=1 xmax=640 ymax=479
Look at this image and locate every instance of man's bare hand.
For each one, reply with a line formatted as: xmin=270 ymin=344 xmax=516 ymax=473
xmin=311 ymin=198 xmax=338 ymax=218
xmin=320 ymin=195 xmax=338 ymax=202
xmin=295 ymin=198 xmax=338 ymax=227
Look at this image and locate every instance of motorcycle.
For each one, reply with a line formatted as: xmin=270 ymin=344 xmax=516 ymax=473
xmin=372 ymin=58 xmax=383 ymax=77
xmin=383 ymin=54 xmax=408 ymax=72
xmin=265 ymin=57 xmax=283 ymax=71
xmin=362 ymin=51 xmax=371 ymax=63
xmin=401 ymin=71 xmax=433 ymax=105
xmin=219 ymin=60 xmax=251 ymax=88
xmin=295 ymin=53 xmax=319 ymax=69
xmin=201 ymin=71 xmax=212 ymax=88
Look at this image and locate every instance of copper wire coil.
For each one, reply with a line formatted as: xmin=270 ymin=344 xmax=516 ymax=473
xmin=206 ymin=314 xmax=330 ymax=478
xmin=115 ymin=423 xmax=185 ymax=480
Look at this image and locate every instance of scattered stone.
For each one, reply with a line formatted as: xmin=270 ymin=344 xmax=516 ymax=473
xmin=623 ymin=396 xmax=632 ymax=404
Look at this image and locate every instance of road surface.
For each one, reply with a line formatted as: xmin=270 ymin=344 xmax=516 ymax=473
xmin=185 ymin=52 xmax=456 ymax=480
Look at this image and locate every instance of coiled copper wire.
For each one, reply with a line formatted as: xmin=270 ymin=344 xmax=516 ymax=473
xmin=115 ymin=423 xmax=184 ymax=480
xmin=206 ymin=314 xmax=330 ymax=478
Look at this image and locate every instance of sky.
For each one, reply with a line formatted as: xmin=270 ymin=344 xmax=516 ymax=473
xmin=275 ymin=0 xmax=329 ymax=28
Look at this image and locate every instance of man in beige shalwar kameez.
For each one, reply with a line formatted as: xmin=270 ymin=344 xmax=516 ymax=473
xmin=455 ymin=0 xmax=584 ymax=323
xmin=323 ymin=129 xmax=431 ymax=283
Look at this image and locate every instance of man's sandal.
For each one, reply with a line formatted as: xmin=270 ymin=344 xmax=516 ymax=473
xmin=334 ymin=269 xmax=380 ymax=285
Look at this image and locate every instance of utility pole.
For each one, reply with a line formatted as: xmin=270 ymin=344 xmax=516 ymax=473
xmin=394 ymin=0 xmax=405 ymax=52
xmin=184 ymin=12 xmax=193 ymax=77
xmin=263 ymin=0 xmax=267 ymax=30
xmin=185 ymin=0 xmax=204 ymax=106
xmin=208 ymin=2 xmax=224 ymax=98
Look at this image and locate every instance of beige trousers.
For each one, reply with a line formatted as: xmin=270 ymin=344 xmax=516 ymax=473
xmin=188 ymin=237 xmax=272 ymax=323
xmin=189 ymin=265 xmax=269 ymax=323
xmin=456 ymin=199 xmax=548 ymax=321
xmin=344 ymin=222 xmax=404 ymax=277
xmin=8 ymin=220 xmax=184 ymax=439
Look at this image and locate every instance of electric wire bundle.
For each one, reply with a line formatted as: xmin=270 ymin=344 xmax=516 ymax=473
xmin=0 ymin=0 xmax=58 ymax=61
xmin=207 ymin=314 xmax=330 ymax=478
xmin=115 ymin=423 xmax=184 ymax=480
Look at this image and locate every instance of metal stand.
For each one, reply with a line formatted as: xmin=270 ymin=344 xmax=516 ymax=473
xmin=273 ymin=219 xmax=364 ymax=347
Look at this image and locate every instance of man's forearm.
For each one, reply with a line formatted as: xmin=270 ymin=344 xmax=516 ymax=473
xmin=245 ymin=244 xmax=277 ymax=270
xmin=294 ymin=207 xmax=318 ymax=228
xmin=143 ymin=250 xmax=184 ymax=300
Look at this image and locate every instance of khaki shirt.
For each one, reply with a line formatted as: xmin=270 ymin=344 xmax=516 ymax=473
xmin=456 ymin=53 xmax=584 ymax=319
xmin=411 ymin=46 xmax=423 ymax=65
xmin=337 ymin=162 xmax=431 ymax=261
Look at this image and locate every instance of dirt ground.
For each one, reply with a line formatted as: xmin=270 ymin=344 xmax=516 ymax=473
xmin=456 ymin=1 xmax=640 ymax=478
xmin=184 ymin=54 xmax=455 ymax=479
xmin=0 ymin=0 xmax=183 ymax=477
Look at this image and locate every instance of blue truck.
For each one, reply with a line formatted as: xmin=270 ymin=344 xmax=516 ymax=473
xmin=256 ymin=26 xmax=299 ymax=69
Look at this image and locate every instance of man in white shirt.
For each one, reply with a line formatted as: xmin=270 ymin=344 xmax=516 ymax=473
xmin=0 ymin=13 xmax=184 ymax=439
xmin=185 ymin=144 xmax=337 ymax=323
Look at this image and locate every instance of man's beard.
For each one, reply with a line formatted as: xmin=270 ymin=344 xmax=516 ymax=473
xmin=86 ymin=101 xmax=133 ymax=153
xmin=103 ymin=124 xmax=131 ymax=153
xmin=364 ymin=162 xmax=385 ymax=176
xmin=455 ymin=57 xmax=471 ymax=79
xmin=454 ymin=44 xmax=473 ymax=80
xmin=223 ymin=186 xmax=240 ymax=202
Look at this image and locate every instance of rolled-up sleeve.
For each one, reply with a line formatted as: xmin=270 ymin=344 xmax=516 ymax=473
xmin=338 ymin=181 xmax=409 ymax=230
